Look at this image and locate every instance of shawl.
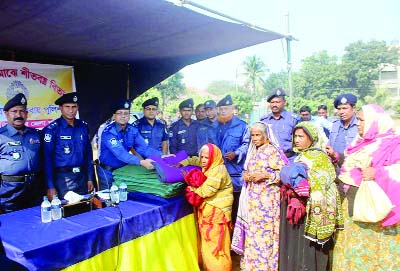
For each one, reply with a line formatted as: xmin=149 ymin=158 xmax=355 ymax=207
xmin=293 ymin=122 xmax=344 ymax=244
xmin=340 ymin=104 xmax=400 ymax=226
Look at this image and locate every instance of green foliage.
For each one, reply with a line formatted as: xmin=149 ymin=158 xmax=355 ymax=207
xmin=155 ymin=72 xmax=186 ymax=111
xmin=231 ymin=91 xmax=253 ymax=116
xmin=131 ymin=87 xmax=161 ymax=111
xmin=341 ymin=40 xmax=399 ymax=98
xmin=242 ymin=55 xmax=268 ymax=99
xmin=261 ymin=71 xmax=288 ymax=95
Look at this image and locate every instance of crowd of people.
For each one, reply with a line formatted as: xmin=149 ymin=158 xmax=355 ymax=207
xmin=1 ymin=87 xmax=399 ymax=270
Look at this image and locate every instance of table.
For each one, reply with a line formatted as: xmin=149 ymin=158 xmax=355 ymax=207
xmin=0 ymin=192 xmax=200 ymax=271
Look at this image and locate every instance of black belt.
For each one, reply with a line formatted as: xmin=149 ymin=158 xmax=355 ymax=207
xmin=56 ymin=166 xmax=82 ymax=173
xmin=1 ymin=173 xmax=37 ymax=182
xmin=98 ymin=162 xmax=114 ymax=172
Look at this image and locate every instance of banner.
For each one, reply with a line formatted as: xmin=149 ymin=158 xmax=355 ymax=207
xmin=0 ymin=60 xmax=76 ymax=129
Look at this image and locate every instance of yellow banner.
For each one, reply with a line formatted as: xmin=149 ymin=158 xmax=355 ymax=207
xmin=0 ymin=60 xmax=75 ymax=129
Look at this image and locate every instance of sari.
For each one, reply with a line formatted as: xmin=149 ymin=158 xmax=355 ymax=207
xmin=184 ymin=144 xmax=234 ymax=271
xmin=232 ymin=122 xmax=287 ymax=271
xmin=332 ymin=104 xmax=400 ymax=271
xmin=279 ymin=121 xmax=343 ymax=271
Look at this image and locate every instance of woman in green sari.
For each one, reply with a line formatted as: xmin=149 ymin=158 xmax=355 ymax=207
xmin=279 ymin=121 xmax=343 ymax=271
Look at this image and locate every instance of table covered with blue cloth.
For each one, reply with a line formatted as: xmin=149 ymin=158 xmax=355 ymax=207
xmin=0 ymin=192 xmax=200 ymax=271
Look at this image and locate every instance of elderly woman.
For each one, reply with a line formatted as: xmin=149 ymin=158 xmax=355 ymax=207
xmin=332 ymin=104 xmax=400 ymax=270
xmin=279 ymin=122 xmax=343 ymax=271
xmin=180 ymin=143 xmax=234 ymax=271
xmin=231 ymin=122 xmax=287 ymax=271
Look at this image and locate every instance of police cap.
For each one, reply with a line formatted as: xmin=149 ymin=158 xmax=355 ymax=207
xmin=204 ymin=100 xmax=216 ymax=109
xmin=142 ymin=97 xmax=159 ymax=108
xmin=333 ymin=93 xmax=357 ymax=108
xmin=55 ymin=92 xmax=79 ymax=105
xmin=3 ymin=93 xmax=27 ymax=111
xmin=112 ymin=99 xmax=131 ymax=113
xmin=179 ymin=98 xmax=194 ymax=110
xmin=267 ymin=88 xmax=286 ymax=102
xmin=217 ymin=95 xmax=233 ymax=107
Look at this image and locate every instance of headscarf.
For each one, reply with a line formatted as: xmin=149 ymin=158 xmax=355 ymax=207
xmin=292 ymin=121 xmax=344 ymax=244
xmin=340 ymin=104 xmax=400 ymax=226
xmin=293 ymin=121 xmax=325 ymax=153
xmin=244 ymin=121 xmax=286 ymax=169
xmin=200 ymin=143 xmax=224 ymax=175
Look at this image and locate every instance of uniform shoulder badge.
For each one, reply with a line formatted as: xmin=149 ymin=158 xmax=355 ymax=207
xmin=109 ymin=138 xmax=118 ymax=146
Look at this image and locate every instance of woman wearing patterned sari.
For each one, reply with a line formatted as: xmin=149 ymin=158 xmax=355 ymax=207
xmin=279 ymin=122 xmax=343 ymax=271
xmin=231 ymin=122 xmax=287 ymax=271
xmin=332 ymin=104 xmax=400 ymax=270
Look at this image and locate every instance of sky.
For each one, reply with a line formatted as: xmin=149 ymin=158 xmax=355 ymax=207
xmin=177 ymin=0 xmax=400 ymax=90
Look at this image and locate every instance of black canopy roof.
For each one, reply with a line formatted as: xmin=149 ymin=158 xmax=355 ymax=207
xmin=0 ymin=0 xmax=284 ymax=134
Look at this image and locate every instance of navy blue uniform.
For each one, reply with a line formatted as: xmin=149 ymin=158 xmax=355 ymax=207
xmin=197 ymin=118 xmax=217 ymax=150
xmin=328 ymin=116 xmax=358 ymax=156
xmin=169 ymin=119 xmax=199 ymax=156
xmin=260 ymin=110 xmax=299 ymax=156
xmin=98 ymin=122 xmax=162 ymax=189
xmin=43 ymin=117 xmax=94 ymax=198
xmin=0 ymin=124 xmax=42 ymax=213
xmin=134 ymin=117 xmax=169 ymax=152
xmin=216 ymin=116 xmax=250 ymax=191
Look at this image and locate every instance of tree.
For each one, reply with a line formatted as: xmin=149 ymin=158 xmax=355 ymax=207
xmin=261 ymin=71 xmax=288 ymax=95
xmin=294 ymin=51 xmax=345 ymax=101
xmin=131 ymin=87 xmax=161 ymax=111
xmin=155 ymin=72 xmax=186 ymax=111
xmin=341 ymin=40 xmax=399 ymax=98
xmin=242 ymin=55 xmax=268 ymax=98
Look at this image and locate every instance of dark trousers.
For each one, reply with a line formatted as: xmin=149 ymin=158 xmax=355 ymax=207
xmin=55 ymin=172 xmax=87 ymax=198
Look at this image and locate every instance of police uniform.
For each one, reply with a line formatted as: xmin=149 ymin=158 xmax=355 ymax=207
xmin=97 ymin=99 xmax=162 ymax=190
xmin=169 ymin=98 xmax=199 ymax=156
xmin=134 ymin=97 xmax=169 ymax=152
xmin=43 ymin=93 xmax=94 ymax=198
xmin=216 ymin=95 xmax=250 ymax=191
xmin=0 ymin=94 xmax=42 ymax=213
xmin=329 ymin=94 xmax=358 ymax=157
xmin=260 ymin=88 xmax=299 ymax=157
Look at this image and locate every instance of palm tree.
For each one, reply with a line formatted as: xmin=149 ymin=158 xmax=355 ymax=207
xmin=242 ymin=55 xmax=268 ymax=98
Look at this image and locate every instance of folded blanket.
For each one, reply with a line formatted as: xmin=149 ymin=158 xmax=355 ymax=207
xmin=113 ymin=165 xmax=186 ymax=198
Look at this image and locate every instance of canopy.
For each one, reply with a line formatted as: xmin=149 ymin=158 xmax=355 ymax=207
xmin=0 ymin=0 xmax=284 ymax=135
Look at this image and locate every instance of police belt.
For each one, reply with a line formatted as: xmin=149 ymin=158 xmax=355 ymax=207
xmin=0 ymin=172 xmax=37 ymax=182
xmin=98 ymin=162 xmax=114 ymax=172
xmin=56 ymin=166 xmax=82 ymax=173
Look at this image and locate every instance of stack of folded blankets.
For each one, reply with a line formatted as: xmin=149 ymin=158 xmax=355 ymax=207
xmin=113 ymin=151 xmax=200 ymax=198
xmin=113 ymin=165 xmax=186 ymax=198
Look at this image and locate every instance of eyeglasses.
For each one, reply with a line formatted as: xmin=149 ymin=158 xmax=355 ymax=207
xmin=115 ymin=112 xmax=130 ymax=116
xmin=144 ymin=107 xmax=157 ymax=111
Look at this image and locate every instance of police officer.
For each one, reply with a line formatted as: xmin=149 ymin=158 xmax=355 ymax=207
xmin=98 ymin=99 xmax=162 ymax=190
xmin=0 ymin=93 xmax=42 ymax=213
xmin=260 ymin=88 xmax=299 ymax=159
xmin=197 ymin=100 xmax=218 ymax=149
xmin=326 ymin=93 xmax=358 ymax=166
xmin=134 ymin=97 xmax=169 ymax=155
xmin=195 ymin=103 xmax=206 ymax=122
xmin=204 ymin=99 xmax=218 ymax=126
xmin=169 ymin=98 xmax=201 ymax=156
xmin=216 ymin=94 xmax=249 ymax=191
xmin=43 ymin=93 xmax=94 ymax=200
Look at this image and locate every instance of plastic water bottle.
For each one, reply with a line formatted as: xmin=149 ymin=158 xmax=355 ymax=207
xmin=110 ymin=182 xmax=120 ymax=204
xmin=51 ymin=194 xmax=62 ymax=220
xmin=41 ymin=196 xmax=52 ymax=223
xmin=119 ymin=181 xmax=128 ymax=202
